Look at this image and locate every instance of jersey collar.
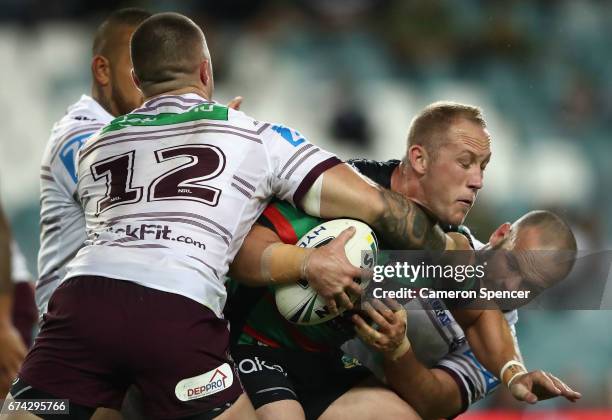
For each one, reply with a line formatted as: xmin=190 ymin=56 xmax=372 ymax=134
xmin=134 ymin=93 xmax=210 ymax=115
xmin=68 ymin=95 xmax=114 ymax=124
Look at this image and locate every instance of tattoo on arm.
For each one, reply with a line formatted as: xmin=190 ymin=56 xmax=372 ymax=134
xmin=372 ymin=188 xmax=446 ymax=250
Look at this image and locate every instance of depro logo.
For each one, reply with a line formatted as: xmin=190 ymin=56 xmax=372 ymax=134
xmin=175 ymin=363 xmax=234 ymax=402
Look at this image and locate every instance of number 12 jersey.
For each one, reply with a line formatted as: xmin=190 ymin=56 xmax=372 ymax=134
xmin=66 ymin=93 xmax=340 ymax=317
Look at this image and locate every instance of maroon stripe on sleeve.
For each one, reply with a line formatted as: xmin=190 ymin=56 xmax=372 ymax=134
xmin=231 ymin=183 xmax=252 ymax=199
xmin=292 ymin=156 xmax=342 ymax=209
xmin=285 ymin=148 xmax=320 ymax=180
xmin=232 ymin=175 xmax=256 ymax=192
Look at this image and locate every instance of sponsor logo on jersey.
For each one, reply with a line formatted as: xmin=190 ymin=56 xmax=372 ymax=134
xmin=430 ymin=299 xmax=452 ymax=326
xmin=59 ymin=133 xmax=93 ymax=183
xmin=271 ymin=125 xmax=306 ymax=147
xmin=341 ymin=354 xmax=363 ymax=369
xmin=175 ymin=363 xmax=234 ymax=401
xmin=105 ymin=224 xmax=206 ymax=250
xmin=238 ymin=356 xmax=287 ymax=377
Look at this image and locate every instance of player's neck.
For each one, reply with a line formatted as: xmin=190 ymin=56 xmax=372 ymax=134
xmin=391 ymin=162 xmax=429 ymax=209
xmin=91 ymin=85 xmax=118 ymax=117
xmin=143 ymin=85 xmax=211 ymax=103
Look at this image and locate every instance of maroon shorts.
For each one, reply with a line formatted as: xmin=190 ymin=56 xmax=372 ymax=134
xmin=19 ymin=276 xmax=243 ymax=419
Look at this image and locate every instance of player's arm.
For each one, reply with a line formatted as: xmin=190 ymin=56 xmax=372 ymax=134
xmin=353 ymin=302 xmax=580 ymax=418
xmin=309 ymin=164 xmax=448 ymax=251
xmin=385 ymin=352 xmax=464 ymax=418
xmin=351 ymin=302 xmax=461 ymax=418
xmin=229 ymin=223 xmax=363 ymax=313
xmin=0 ymin=204 xmax=27 ymax=395
xmin=446 ymin=233 xmax=579 ymax=405
xmin=451 ymin=309 xmax=517 ymax=385
xmin=389 ymin=319 xmax=527 ymax=419
xmin=452 ymin=308 xmax=581 ymax=404
xmin=267 ymin=128 xmax=447 ymax=251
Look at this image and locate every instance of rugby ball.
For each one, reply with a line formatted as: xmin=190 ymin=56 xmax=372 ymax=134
xmin=274 ymin=219 xmax=378 ymax=325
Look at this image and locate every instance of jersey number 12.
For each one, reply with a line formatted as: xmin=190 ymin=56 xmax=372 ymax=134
xmin=90 ymin=144 xmax=226 ymax=215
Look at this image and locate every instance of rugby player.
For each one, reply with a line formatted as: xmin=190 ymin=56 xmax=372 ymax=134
xmin=25 ymin=9 xmax=153 ymax=419
xmin=37 ymin=7 xmax=152 ymax=318
xmin=32 ymin=8 xmax=244 ymax=420
xmin=344 ymin=210 xmax=580 ymax=419
xmin=226 ymin=103 xmax=577 ymax=419
xmin=37 ymin=6 xmax=244 ymax=321
xmin=6 ymin=13 xmax=461 ymax=419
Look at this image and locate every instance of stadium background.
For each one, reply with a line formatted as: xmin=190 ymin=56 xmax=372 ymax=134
xmin=0 ymin=0 xmax=611 ymax=417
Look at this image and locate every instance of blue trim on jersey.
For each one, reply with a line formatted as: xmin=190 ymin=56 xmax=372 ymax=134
xmin=59 ymin=132 xmax=94 ymax=183
xmin=463 ymin=349 xmax=500 ymax=394
xmin=271 ymin=125 xmax=306 ymax=147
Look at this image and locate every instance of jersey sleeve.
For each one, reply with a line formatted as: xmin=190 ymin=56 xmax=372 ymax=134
xmin=47 ymin=127 xmax=101 ymax=198
xmin=262 ymin=124 xmax=341 ymax=209
xmin=434 ymin=317 xmax=520 ymax=416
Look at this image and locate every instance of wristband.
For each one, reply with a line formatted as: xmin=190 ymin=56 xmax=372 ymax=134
xmin=500 ymin=360 xmax=527 ymax=388
xmin=300 ymin=249 xmax=313 ymax=281
xmin=261 ymin=243 xmax=311 ymax=285
xmin=386 ymin=336 xmax=411 ymax=361
xmin=507 ymin=370 xmax=528 ymax=388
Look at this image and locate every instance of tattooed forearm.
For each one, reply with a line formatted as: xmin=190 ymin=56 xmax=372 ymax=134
xmin=372 ymin=188 xmax=446 ymax=250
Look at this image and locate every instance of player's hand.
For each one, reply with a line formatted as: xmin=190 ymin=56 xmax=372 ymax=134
xmin=304 ymin=226 xmax=363 ymax=315
xmin=509 ymin=370 xmax=582 ymax=404
xmin=227 ymin=96 xmax=244 ymax=110
xmin=352 ymin=299 xmax=411 ymax=361
xmin=0 ymin=321 xmax=27 ymax=396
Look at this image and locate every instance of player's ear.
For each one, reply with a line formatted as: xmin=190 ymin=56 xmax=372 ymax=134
xmin=489 ymin=222 xmax=511 ymax=247
xmin=199 ymin=59 xmax=210 ymax=87
xmin=91 ymin=55 xmax=110 ymax=86
xmin=408 ymin=145 xmax=427 ymax=175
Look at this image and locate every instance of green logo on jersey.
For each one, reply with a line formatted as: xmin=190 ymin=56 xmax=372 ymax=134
xmin=101 ymin=103 xmax=229 ymax=134
xmin=341 ymin=354 xmax=362 ymax=369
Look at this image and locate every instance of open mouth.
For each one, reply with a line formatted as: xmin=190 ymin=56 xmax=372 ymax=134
xmin=457 ymin=199 xmax=473 ymax=207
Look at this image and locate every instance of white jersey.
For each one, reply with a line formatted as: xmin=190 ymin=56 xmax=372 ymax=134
xmin=342 ymin=235 xmax=521 ymax=409
xmin=11 ymin=240 xmax=32 ymax=283
xmin=66 ymin=93 xmax=339 ymax=317
xmin=38 ymin=95 xmax=112 ymax=315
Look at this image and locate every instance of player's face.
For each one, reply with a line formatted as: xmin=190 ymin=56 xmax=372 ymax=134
xmin=481 ymin=225 xmax=553 ymax=308
xmin=421 ymin=119 xmax=491 ymax=225
xmin=109 ymin=26 xmax=143 ymax=115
